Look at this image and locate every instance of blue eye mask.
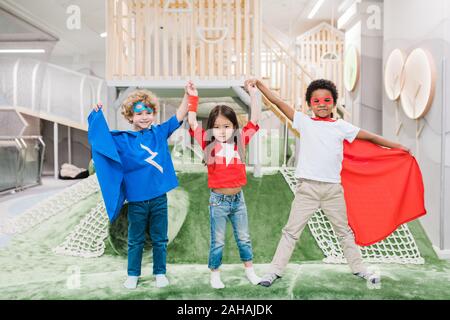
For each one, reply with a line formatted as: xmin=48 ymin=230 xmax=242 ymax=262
xmin=133 ymin=101 xmax=154 ymax=113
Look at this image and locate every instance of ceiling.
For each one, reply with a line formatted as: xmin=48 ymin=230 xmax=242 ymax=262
xmin=0 ymin=0 xmax=106 ymax=57
xmin=262 ymin=0 xmax=344 ymax=36
xmin=0 ymin=0 xmax=346 ymax=71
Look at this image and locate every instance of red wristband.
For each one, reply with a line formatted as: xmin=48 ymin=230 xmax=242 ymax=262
xmin=188 ymin=95 xmax=199 ymax=113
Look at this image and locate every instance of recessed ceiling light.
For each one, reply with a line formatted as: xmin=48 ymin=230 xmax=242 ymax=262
xmin=100 ymin=32 xmax=107 ymax=38
xmin=0 ymin=49 xmax=46 ymax=53
xmin=308 ymin=0 xmax=325 ymax=19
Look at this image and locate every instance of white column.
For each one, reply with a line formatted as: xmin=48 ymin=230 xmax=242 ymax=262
xmin=54 ymin=122 xmax=59 ymax=179
xmin=68 ymin=126 xmax=72 ymax=165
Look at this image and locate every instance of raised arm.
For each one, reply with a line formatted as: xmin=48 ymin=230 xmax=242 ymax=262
xmin=176 ymin=92 xmax=189 ymax=123
xmin=245 ymin=81 xmax=261 ymax=125
xmin=245 ymin=79 xmax=295 ymax=122
xmin=357 ymin=129 xmax=410 ymax=153
xmin=186 ymin=81 xmax=199 ymax=130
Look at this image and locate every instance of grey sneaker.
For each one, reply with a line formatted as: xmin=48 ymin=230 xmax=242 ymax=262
xmin=259 ymin=273 xmax=280 ymax=287
xmin=353 ymin=271 xmax=381 ymax=284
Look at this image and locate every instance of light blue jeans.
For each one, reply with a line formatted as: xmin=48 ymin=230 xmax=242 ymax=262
xmin=208 ymin=190 xmax=254 ymax=269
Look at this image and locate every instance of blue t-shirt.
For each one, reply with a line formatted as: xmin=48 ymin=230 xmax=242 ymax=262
xmin=87 ymin=110 xmax=182 ymax=221
xmin=111 ymin=115 xmax=182 ymax=202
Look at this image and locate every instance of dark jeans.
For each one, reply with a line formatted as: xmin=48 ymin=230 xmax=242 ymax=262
xmin=127 ymin=194 xmax=168 ymax=276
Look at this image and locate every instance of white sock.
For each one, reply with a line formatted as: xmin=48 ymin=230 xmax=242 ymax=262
xmin=155 ymin=274 xmax=169 ymax=288
xmin=210 ymin=271 xmax=225 ymax=289
xmin=123 ymin=276 xmax=138 ymax=289
xmin=245 ymin=267 xmax=262 ymax=285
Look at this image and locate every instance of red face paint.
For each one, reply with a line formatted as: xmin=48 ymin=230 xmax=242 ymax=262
xmin=310 ymin=96 xmax=334 ymax=107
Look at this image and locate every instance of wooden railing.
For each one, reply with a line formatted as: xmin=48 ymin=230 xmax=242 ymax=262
xmin=107 ymin=0 xmax=262 ymax=84
xmin=261 ymin=27 xmax=313 ymax=112
xmin=261 ymin=26 xmax=350 ymax=126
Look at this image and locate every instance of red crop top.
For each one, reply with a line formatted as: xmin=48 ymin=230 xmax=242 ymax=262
xmin=189 ymin=121 xmax=260 ymax=188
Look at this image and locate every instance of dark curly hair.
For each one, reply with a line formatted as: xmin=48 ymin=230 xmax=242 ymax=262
xmin=305 ymin=79 xmax=338 ymax=106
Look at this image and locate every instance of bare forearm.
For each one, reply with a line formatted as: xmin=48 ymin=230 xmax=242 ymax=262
xmin=176 ymin=94 xmax=189 ymax=122
xmin=249 ymin=95 xmax=260 ymax=124
xmin=256 ymin=80 xmax=294 ymax=121
xmin=357 ymin=129 xmax=402 ymax=149
xmin=188 ymin=111 xmax=198 ymax=130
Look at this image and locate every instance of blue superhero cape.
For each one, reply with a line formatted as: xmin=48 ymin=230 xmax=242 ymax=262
xmin=88 ymin=110 xmax=126 ymax=222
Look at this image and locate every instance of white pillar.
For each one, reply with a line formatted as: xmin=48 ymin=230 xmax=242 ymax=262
xmin=54 ymin=122 xmax=59 ymax=179
xmin=68 ymin=126 xmax=72 ymax=165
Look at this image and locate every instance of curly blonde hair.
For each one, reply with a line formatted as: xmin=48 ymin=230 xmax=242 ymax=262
xmin=121 ymin=89 xmax=159 ymax=124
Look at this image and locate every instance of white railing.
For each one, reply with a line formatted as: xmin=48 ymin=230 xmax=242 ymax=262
xmin=261 ymin=26 xmax=350 ymax=122
xmin=0 ymin=57 xmax=107 ymax=131
xmin=106 ymin=0 xmax=262 ymax=85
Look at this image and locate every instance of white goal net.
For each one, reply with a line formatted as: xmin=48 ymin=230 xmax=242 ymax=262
xmin=279 ymin=166 xmax=424 ymax=264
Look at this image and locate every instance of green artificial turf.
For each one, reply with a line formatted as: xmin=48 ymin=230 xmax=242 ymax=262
xmin=0 ymin=171 xmax=449 ymax=300
xmin=168 ymin=172 xmax=324 ymax=264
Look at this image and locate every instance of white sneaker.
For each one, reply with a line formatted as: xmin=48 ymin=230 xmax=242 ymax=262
xmin=155 ymin=274 xmax=169 ymax=288
xmin=123 ymin=276 xmax=138 ymax=289
xmin=210 ymin=271 xmax=225 ymax=289
xmin=245 ymin=267 xmax=262 ymax=285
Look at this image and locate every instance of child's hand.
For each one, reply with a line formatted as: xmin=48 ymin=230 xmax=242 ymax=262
xmin=185 ymin=80 xmax=198 ymax=97
xmin=399 ymin=145 xmax=412 ymax=155
xmin=244 ymin=79 xmax=259 ymax=97
xmin=245 ymin=79 xmax=258 ymax=87
xmin=93 ymin=103 xmax=103 ymax=112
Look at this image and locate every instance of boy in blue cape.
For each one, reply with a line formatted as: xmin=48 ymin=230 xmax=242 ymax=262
xmin=88 ymin=82 xmax=197 ymax=289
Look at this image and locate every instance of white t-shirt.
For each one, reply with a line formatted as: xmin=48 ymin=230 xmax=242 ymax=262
xmin=293 ymin=111 xmax=360 ymax=183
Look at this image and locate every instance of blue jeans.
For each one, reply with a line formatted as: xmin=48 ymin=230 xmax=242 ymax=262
xmin=127 ymin=194 xmax=168 ymax=276
xmin=208 ymin=190 xmax=254 ymax=269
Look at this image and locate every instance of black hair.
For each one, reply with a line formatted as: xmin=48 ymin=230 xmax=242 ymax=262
xmin=203 ymin=105 xmax=246 ymax=166
xmin=305 ymin=79 xmax=338 ymax=106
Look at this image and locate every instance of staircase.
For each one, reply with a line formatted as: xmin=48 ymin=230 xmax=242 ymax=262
xmin=259 ymin=25 xmax=352 ymax=138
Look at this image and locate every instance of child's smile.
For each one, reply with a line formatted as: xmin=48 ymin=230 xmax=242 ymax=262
xmin=133 ymin=110 xmax=155 ymax=130
xmin=310 ymin=89 xmax=335 ymax=118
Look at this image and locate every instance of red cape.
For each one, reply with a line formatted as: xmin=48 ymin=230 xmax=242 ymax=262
xmin=341 ymin=140 xmax=426 ymax=246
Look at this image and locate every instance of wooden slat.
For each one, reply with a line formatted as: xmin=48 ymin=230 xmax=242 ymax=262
xmin=144 ymin=0 xmax=153 ymax=77
xmin=244 ymin=0 xmax=250 ymax=76
xmin=235 ymin=0 xmax=242 ymax=77
xmin=199 ymin=0 xmax=205 ymax=77
xmin=162 ymin=1 xmax=169 ymax=78
xmin=136 ymin=0 xmax=143 ymax=77
xmin=254 ymin=0 xmax=261 ymax=77
xmin=226 ymin=0 xmax=232 ymax=77
xmin=181 ymin=4 xmax=187 ymax=78
xmin=207 ymin=0 xmax=214 ymax=77
xmin=172 ymin=11 xmax=178 ymax=77
xmin=127 ymin=0 xmax=133 ymax=78
xmin=189 ymin=0 xmax=196 ymax=77
xmin=154 ymin=0 xmax=160 ymax=78
xmin=217 ymin=0 xmax=224 ymax=78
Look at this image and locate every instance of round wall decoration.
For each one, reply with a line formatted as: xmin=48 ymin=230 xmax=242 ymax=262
xmin=344 ymin=45 xmax=360 ymax=92
xmin=384 ymin=49 xmax=406 ymax=101
xmin=400 ymin=48 xmax=436 ymax=119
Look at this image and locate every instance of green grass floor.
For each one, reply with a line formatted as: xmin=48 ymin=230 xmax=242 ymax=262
xmin=0 ymin=172 xmax=449 ymax=300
